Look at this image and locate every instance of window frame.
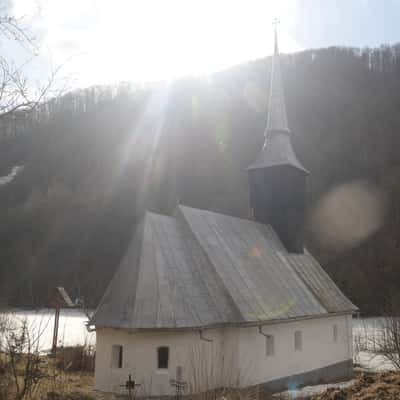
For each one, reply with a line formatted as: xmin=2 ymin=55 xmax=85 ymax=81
xmin=157 ymin=346 xmax=170 ymax=369
xmin=111 ymin=344 xmax=123 ymax=369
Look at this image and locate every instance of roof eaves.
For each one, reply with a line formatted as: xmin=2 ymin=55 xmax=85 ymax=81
xmin=246 ymin=160 xmax=310 ymax=173
xmin=92 ymin=310 xmax=356 ymax=332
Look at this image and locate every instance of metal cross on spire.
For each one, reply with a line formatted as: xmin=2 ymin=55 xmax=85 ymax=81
xmin=272 ymin=18 xmax=280 ymax=55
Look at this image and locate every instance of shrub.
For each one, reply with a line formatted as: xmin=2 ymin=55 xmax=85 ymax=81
xmin=55 ymin=345 xmax=95 ymax=372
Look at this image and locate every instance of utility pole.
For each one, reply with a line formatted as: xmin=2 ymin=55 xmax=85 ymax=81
xmin=48 ymin=287 xmax=74 ymax=355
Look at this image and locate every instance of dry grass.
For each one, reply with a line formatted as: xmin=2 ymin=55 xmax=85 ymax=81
xmin=0 ymin=351 xmax=101 ymax=400
xmin=33 ymin=369 xmax=96 ymax=400
xmin=55 ymin=345 xmax=95 ymax=372
xmin=299 ymin=370 xmax=400 ymax=400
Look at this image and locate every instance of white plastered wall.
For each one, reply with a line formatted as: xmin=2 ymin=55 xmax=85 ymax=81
xmin=95 ymin=327 xmax=240 ymax=396
xmin=95 ymin=314 xmax=352 ymax=395
xmin=237 ymin=314 xmax=353 ymax=387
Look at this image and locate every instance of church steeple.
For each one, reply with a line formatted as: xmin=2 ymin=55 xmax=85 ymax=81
xmin=247 ymin=24 xmax=307 ymax=172
xmin=246 ymin=24 xmax=308 ymax=253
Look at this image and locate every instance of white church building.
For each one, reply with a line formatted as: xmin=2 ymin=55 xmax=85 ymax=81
xmin=90 ymin=30 xmax=357 ymax=396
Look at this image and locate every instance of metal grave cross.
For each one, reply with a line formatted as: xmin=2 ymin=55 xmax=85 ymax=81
xmin=170 ymin=366 xmax=187 ymax=400
xmin=120 ymin=374 xmax=141 ymax=399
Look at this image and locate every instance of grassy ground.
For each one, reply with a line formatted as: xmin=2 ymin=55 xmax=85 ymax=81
xmin=4 ymin=354 xmax=400 ymax=400
xmin=40 ymin=369 xmax=400 ymax=400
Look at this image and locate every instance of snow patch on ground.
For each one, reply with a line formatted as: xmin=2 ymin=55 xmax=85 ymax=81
xmin=0 ymin=165 xmax=24 ymax=185
xmin=274 ymin=380 xmax=355 ymax=399
xmin=353 ymin=317 xmax=397 ymax=371
xmin=357 ymin=351 xmax=396 ymax=371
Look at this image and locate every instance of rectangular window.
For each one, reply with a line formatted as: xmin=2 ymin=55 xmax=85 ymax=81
xmin=294 ymin=330 xmax=302 ymax=351
xmin=112 ymin=345 xmax=123 ymax=368
xmin=266 ymin=335 xmax=274 ymax=356
xmin=158 ymin=346 xmax=169 ymax=369
xmin=333 ymin=324 xmax=338 ymax=343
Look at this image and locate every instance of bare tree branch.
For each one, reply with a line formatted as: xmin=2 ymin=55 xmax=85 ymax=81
xmin=0 ymin=10 xmax=67 ymax=120
xmin=0 ymin=14 xmax=37 ymax=51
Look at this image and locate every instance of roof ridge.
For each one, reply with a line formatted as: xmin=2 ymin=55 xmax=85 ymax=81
xmin=178 ymin=204 xmax=270 ymax=228
xmin=178 ymin=204 xmax=292 ymax=254
xmin=131 ymin=217 xmax=147 ymax=325
xmin=150 ymin=215 xmax=200 ymax=327
xmin=178 ymin=206 xmax=299 ymax=322
xmin=90 ymin=217 xmax=146 ymax=328
xmin=144 ymin=209 xmax=175 ymax=219
xmin=175 ymin=206 xmax=244 ymax=323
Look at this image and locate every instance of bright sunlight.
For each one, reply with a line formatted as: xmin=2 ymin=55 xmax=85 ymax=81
xmin=12 ymin=0 xmax=302 ymax=87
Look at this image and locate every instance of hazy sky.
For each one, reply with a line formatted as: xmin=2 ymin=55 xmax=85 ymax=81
xmin=4 ymin=0 xmax=400 ymax=87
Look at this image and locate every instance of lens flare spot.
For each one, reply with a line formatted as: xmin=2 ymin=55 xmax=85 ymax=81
xmin=310 ymin=180 xmax=386 ymax=252
xmin=243 ymin=81 xmax=267 ymax=113
xmin=250 ymin=247 xmax=262 ymax=258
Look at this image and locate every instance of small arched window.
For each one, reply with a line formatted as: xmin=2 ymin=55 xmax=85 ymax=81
xmin=265 ymin=335 xmax=274 ymax=357
xmin=294 ymin=330 xmax=302 ymax=351
xmin=158 ymin=346 xmax=169 ymax=369
xmin=333 ymin=324 xmax=338 ymax=343
xmin=112 ymin=345 xmax=123 ymax=368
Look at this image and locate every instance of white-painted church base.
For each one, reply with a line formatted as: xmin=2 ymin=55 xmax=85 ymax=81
xmin=95 ymin=314 xmax=353 ymax=396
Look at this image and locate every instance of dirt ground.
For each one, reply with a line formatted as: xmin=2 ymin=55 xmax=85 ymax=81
xmin=52 ymin=370 xmax=400 ymax=400
xmin=308 ymin=370 xmax=400 ymax=400
xmin=13 ymin=367 xmax=400 ymax=400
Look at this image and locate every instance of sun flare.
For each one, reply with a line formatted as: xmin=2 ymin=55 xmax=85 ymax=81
xmin=12 ymin=0 xmax=302 ymax=87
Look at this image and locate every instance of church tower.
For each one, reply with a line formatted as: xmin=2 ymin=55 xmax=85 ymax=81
xmin=247 ymin=26 xmax=308 ymax=253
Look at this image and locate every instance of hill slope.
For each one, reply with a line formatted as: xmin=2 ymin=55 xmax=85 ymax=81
xmin=1 ymin=44 xmax=400 ymax=313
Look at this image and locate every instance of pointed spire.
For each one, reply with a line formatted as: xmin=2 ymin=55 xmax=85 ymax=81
xmin=246 ymin=22 xmax=308 ymax=173
xmin=266 ymin=21 xmax=289 ymax=134
xmin=274 ymin=23 xmax=279 ymax=54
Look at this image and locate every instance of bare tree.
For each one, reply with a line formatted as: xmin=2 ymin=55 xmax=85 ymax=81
xmin=356 ymin=295 xmax=400 ymax=370
xmin=0 ymin=316 xmax=47 ymax=400
xmin=369 ymin=315 xmax=400 ymax=369
xmin=0 ymin=11 xmax=66 ymax=120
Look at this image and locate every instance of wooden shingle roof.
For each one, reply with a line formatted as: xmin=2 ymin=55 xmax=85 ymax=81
xmin=91 ymin=205 xmax=357 ymax=330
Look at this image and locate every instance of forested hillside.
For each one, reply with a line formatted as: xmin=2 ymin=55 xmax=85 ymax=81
xmin=1 ymin=44 xmax=400 ymax=314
